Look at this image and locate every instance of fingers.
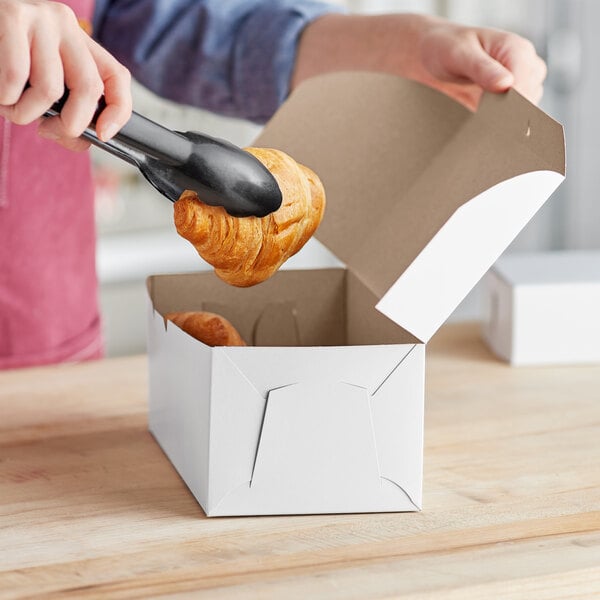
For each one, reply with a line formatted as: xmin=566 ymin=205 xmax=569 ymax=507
xmin=481 ymin=32 xmax=547 ymax=104
xmin=36 ymin=3 xmax=103 ymax=142
xmin=37 ymin=116 xmax=92 ymax=152
xmin=422 ymin=28 xmax=514 ymax=88
xmin=420 ymin=21 xmax=546 ymax=107
xmin=38 ymin=38 xmax=132 ymax=145
xmin=0 ymin=1 xmax=71 ymax=125
xmin=459 ymin=35 xmax=515 ymax=92
xmin=0 ymin=0 xmax=132 ymax=148
xmin=6 ymin=25 xmax=65 ymax=125
xmin=41 ymin=39 xmax=104 ymax=140
xmin=87 ymin=38 xmax=132 ymax=141
xmin=0 ymin=9 xmax=30 ymax=106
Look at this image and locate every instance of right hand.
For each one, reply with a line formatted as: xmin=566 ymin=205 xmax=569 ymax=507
xmin=0 ymin=0 xmax=132 ymax=151
xmin=292 ymin=13 xmax=546 ymax=111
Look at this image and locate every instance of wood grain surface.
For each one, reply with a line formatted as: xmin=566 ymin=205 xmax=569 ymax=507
xmin=0 ymin=323 xmax=599 ymax=599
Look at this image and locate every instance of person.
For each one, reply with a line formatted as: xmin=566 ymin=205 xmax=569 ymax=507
xmin=0 ymin=0 xmax=547 ymax=369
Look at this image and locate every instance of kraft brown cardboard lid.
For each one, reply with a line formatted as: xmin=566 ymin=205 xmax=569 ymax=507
xmin=255 ymin=72 xmax=565 ymax=342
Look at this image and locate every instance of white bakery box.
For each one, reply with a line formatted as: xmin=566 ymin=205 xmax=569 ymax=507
xmin=483 ymin=250 xmax=600 ymax=365
xmin=146 ymin=73 xmax=565 ymax=517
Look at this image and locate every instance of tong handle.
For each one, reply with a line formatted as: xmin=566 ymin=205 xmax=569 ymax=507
xmin=44 ymin=88 xmax=192 ymax=167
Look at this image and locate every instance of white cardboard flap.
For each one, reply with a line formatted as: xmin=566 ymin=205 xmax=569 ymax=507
xmin=376 ymin=170 xmax=564 ymax=342
xmin=251 ymin=382 xmax=384 ymax=504
xmin=206 ymin=344 xmax=422 ymax=515
xmin=209 ymin=379 xmax=421 ymax=516
xmin=208 ymin=349 xmax=267 ymax=511
xmin=255 ymin=72 xmax=565 ymax=342
xmin=371 ymin=344 xmax=424 ymax=506
xmin=218 ymin=344 xmax=415 ymax=396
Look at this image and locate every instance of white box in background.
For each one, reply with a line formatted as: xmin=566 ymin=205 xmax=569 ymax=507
xmin=483 ymin=251 xmax=600 ymax=365
xmin=147 ymin=72 xmax=565 ymax=516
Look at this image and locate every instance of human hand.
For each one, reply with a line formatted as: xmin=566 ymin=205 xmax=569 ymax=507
xmin=0 ymin=0 xmax=131 ymax=151
xmin=418 ymin=17 xmax=546 ymax=109
xmin=292 ymin=13 xmax=546 ymax=110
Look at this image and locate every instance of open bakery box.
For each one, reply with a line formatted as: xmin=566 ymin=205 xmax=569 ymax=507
xmin=146 ymin=72 xmax=565 ymax=517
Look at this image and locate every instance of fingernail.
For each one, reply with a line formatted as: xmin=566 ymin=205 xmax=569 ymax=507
xmin=497 ymin=74 xmax=514 ymax=88
xmin=492 ymin=69 xmax=514 ymax=89
xmin=101 ymin=121 xmax=120 ymax=140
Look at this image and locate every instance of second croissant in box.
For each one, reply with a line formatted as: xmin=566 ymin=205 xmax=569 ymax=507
xmin=173 ymin=147 xmax=325 ymax=287
xmin=165 ymin=311 xmax=246 ymax=347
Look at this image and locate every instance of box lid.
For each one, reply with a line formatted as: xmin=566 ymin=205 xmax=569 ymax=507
xmin=255 ymin=72 xmax=565 ymax=343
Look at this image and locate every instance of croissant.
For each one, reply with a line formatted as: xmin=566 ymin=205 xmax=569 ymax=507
xmin=165 ymin=311 xmax=246 ymax=347
xmin=173 ymin=147 xmax=325 ymax=287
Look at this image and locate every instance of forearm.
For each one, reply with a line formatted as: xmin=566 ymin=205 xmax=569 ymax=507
xmin=291 ymin=13 xmax=439 ymax=90
xmin=291 ymin=12 xmax=545 ymax=109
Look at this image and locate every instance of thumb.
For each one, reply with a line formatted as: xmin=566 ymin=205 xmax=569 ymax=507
xmin=462 ymin=43 xmax=514 ymax=91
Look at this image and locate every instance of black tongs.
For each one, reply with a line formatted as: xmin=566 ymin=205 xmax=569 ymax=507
xmin=44 ymin=91 xmax=282 ymax=217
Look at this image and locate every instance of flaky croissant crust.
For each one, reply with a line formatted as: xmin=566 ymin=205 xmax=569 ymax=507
xmin=174 ymin=147 xmax=325 ymax=287
xmin=165 ymin=311 xmax=246 ymax=346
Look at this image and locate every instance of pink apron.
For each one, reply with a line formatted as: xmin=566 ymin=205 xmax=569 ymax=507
xmin=0 ymin=0 xmax=102 ymax=369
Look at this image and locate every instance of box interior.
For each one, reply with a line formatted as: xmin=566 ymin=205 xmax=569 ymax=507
xmin=148 ymin=269 xmax=418 ymax=348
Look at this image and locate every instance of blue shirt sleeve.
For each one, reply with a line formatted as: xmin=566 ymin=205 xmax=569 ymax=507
xmin=93 ymin=0 xmax=342 ymax=123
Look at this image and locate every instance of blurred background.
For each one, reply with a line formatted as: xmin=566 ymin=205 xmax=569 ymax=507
xmin=96 ymin=0 xmax=598 ymax=356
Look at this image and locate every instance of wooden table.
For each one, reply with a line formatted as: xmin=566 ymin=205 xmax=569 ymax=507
xmin=1 ymin=323 xmax=599 ymax=599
